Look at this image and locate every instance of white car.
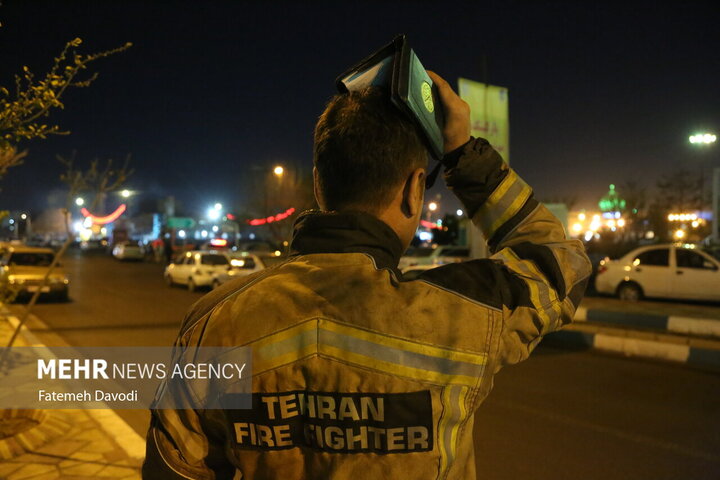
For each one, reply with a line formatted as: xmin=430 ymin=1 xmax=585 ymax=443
xmin=112 ymin=241 xmax=145 ymax=261
xmin=216 ymin=253 xmax=267 ymax=285
xmin=164 ymin=250 xmax=232 ymax=291
xmin=595 ymin=243 xmax=720 ymax=301
xmin=400 ymin=264 xmax=438 ymax=280
xmin=398 ymin=246 xmax=470 ymax=271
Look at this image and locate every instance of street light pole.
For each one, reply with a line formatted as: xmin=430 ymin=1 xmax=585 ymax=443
xmin=688 ymin=132 xmax=717 ymax=242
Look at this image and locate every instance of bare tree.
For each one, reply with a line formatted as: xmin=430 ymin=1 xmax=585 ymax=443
xmin=618 ymin=180 xmax=647 ymax=241
xmin=0 ymin=38 xmax=131 ymax=178
xmin=654 ymin=169 xmax=704 ymax=212
xmin=240 ymin=165 xmax=315 ymax=247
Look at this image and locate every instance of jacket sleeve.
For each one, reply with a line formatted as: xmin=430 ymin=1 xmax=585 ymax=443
xmin=142 ymin=319 xmax=236 ymax=480
xmin=419 ymin=137 xmax=592 ymax=367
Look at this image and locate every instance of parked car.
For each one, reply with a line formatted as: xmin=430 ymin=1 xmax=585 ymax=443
xmin=400 ymin=263 xmax=438 ymax=280
xmin=112 ymin=241 xmax=145 ymax=261
xmin=398 ymin=245 xmax=470 ymax=271
xmin=0 ymin=245 xmax=69 ymax=301
xmin=79 ymin=238 xmax=109 ymax=253
xmin=216 ymin=252 xmax=267 ymax=285
xmin=595 ymin=243 xmax=720 ymax=301
xmin=164 ymin=250 xmax=231 ymax=291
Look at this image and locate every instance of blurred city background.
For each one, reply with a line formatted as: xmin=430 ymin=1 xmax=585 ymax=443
xmin=0 ymin=1 xmax=718 ymax=479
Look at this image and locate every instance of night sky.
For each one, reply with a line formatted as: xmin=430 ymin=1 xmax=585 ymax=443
xmin=1 ymin=1 xmax=719 ymax=215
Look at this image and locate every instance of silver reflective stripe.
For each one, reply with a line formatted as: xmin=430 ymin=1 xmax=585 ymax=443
xmin=476 ymin=170 xmax=532 ymax=239
xmin=249 ymin=318 xmax=487 ymax=387
xmin=493 ymin=248 xmax=560 ymax=331
xmin=319 ymin=329 xmax=485 ymax=381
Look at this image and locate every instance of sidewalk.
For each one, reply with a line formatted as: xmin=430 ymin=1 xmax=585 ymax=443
xmin=0 ymin=313 xmax=143 ymax=480
xmin=545 ymin=296 xmax=720 ymax=371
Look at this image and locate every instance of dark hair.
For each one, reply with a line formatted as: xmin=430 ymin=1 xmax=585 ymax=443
xmin=313 ymin=87 xmax=427 ymax=212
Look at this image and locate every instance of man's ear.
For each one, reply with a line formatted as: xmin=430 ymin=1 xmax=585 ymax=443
xmin=313 ymin=167 xmax=324 ymax=210
xmin=401 ymin=168 xmax=426 ymax=218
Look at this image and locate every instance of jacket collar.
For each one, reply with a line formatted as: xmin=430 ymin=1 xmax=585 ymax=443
xmin=289 ymin=210 xmax=404 ymax=271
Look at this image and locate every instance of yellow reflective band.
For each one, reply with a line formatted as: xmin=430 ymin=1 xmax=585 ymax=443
xmin=252 ymin=320 xmax=318 ymax=350
xmin=319 ymin=319 xmax=487 ymax=367
xmin=448 ymin=385 xmax=468 ymax=465
xmin=250 ymin=319 xmax=486 ymax=385
xmin=317 ymin=344 xmax=480 ymax=387
xmin=438 ymin=387 xmax=452 ymax=475
xmin=521 ymin=259 xmax=559 ymax=303
xmin=488 ymin=184 xmax=532 ymax=237
xmin=511 ymin=250 xmax=563 ymax=329
xmin=252 ymin=321 xmax=319 ymax=373
xmin=254 ymin=343 xmax=318 ymax=374
xmin=476 ymin=169 xmax=533 ymax=239
xmin=437 ymin=385 xmax=470 ymax=478
xmin=487 ymin=168 xmax=518 ymax=206
xmin=495 ymin=249 xmax=551 ymax=329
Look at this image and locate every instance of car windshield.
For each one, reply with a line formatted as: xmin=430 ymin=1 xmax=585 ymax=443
xmin=201 ymin=254 xmax=228 ymax=265
xmin=8 ymin=252 xmax=54 ymax=267
xmin=405 ymin=247 xmax=435 ymax=257
xmin=703 ymin=248 xmax=720 ymax=262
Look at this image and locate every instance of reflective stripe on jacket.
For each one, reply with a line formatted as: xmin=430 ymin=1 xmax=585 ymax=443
xmin=143 ymin=137 xmax=592 ymax=480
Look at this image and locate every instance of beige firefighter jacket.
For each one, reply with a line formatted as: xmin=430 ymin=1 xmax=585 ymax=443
xmin=143 ymin=137 xmax=592 ymax=480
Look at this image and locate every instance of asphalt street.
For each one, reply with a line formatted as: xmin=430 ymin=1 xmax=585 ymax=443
xmin=10 ymin=250 xmax=720 ymax=479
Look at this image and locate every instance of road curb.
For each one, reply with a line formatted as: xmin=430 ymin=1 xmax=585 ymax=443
xmin=544 ymin=327 xmax=720 ymax=371
xmin=2 ymin=309 xmax=146 ymax=460
xmin=574 ymin=306 xmax=720 ymax=339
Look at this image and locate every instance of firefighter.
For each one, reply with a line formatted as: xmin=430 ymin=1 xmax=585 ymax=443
xmin=143 ymin=71 xmax=591 ymax=480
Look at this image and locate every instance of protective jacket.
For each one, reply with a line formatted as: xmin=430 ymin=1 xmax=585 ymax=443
xmin=143 ymin=137 xmax=592 ymax=480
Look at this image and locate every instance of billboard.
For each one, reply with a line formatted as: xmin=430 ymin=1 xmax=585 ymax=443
xmin=457 ymin=78 xmax=509 ymax=162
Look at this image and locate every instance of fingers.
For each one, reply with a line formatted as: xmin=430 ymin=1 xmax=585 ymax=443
xmin=426 ymin=70 xmax=471 ymax=153
xmin=427 ymin=70 xmax=469 ymax=113
xmin=426 ymin=70 xmax=455 ymax=102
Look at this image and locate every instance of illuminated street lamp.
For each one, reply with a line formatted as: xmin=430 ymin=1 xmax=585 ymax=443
xmin=456 ymin=209 xmax=463 ymax=217
xmin=428 ymin=202 xmax=438 ymax=212
xmin=75 ymin=197 xmax=84 ymax=206
xmin=688 ymin=131 xmax=718 ymax=242
xmin=208 ymin=203 xmax=222 ymax=221
xmin=120 ymin=189 xmax=131 ymax=198
xmin=689 ymin=133 xmax=717 ymax=145
xmin=273 ymin=165 xmax=284 ymax=176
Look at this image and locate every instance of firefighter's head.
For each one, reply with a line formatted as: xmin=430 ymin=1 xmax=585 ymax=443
xmin=313 ymin=87 xmax=428 ymax=249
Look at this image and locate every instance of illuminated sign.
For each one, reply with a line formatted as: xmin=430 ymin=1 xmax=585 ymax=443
xmin=420 ymin=220 xmax=442 ymax=230
xmin=248 ymin=208 xmax=296 ymax=226
xmin=80 ymin=204 xmax=127 ymax=225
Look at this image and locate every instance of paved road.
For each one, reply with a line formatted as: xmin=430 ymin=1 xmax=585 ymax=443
xmin=13 ymin=249 xmax=203 ymax=347
xmin=10 ymin=251 xmax=720 ymax=479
